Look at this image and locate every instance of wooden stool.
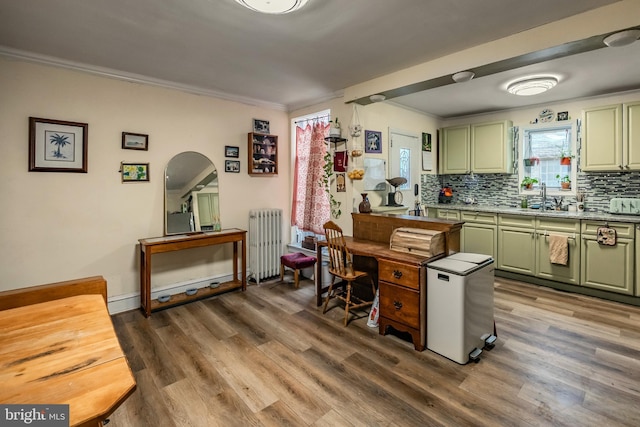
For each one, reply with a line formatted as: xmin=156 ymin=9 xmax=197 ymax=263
xmin=280 ymin=252 xmax=317 ymax=288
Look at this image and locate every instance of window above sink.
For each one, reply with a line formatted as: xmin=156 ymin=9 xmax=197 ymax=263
xmin=519 ymin=121 xmax=577 ymax=197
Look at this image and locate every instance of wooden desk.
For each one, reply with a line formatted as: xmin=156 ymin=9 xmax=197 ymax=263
xmin=139 ymin=229 xmax=247 ymax=317
xmin=0 ymin=294 xmax=136 ymax=427
xmin=316 ymin=213 xmax=463 ymax=351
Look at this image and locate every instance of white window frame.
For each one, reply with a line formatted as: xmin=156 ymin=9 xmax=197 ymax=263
xmin=519 ymin=121 xmax=577 ymax=198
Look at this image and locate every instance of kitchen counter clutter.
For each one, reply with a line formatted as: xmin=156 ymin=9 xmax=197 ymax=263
xmin=426 ymin=203 xmax=640 ymax=304
xmin=425 ymin=203 xmax=640 ymax=223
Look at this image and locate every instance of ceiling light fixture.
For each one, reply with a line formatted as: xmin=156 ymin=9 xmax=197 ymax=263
xmin=234 ymin=0 xmax=309 ymax=14
xmin=507 ymin=76 xmax=558 ymax=96
xmin=603 ymin=29 xmax=640 ymax=47
xmin=369 ymin=94 xmax=386 ymax=103
xmin=452 ymin=71 xmax=475 ymax=83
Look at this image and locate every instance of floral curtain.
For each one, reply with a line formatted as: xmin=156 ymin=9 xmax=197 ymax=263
xmin=292 ymin=121 xmax=330 ymax=234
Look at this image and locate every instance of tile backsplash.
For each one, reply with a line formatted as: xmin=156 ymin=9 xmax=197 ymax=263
xmin=422 ymin=172 xmax=640 ymax=212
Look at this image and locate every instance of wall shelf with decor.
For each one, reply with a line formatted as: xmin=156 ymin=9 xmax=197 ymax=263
xmin=248 ymin=133 xmax=278 ymax=176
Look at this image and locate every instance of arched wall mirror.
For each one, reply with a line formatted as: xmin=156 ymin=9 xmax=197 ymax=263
xmin=164 ymin=152 xmax=220 ymax=235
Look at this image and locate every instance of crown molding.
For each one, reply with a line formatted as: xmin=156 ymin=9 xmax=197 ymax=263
xmin=0 ymin=46 xmax=288 ymax=112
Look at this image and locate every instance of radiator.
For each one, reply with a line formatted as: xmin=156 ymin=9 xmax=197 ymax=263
xmin=249 ymin=209 xmax=284 ymax=284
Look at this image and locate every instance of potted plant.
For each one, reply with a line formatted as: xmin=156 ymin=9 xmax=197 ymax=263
xmin=523 ymin=156 xmax=540 ymax=167
xmin=559 ymin=150 xmax=574 ymax=165
xmin=521 ymin=176 xmax=538 ymax=190
xmin=329 ymin=117 xmax=341 ymax=138
xmin=556 ymin=174 xmax=571 ymax=189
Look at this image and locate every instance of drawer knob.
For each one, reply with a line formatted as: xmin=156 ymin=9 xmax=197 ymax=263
xmin=393 ymin=270 xmax=403 ymax=279
xmin=393 ymin=300 xmax=403 ymax=310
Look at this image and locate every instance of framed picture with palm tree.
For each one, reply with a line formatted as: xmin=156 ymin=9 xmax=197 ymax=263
xmin=29 ymin=117 xmax=88 ymax=173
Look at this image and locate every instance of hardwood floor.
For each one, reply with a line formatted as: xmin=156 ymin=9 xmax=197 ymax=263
xmin=108 ymin=276 xmax=640 ymax=426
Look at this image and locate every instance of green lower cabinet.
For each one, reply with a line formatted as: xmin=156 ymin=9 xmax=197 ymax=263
xmin=429 ymin=208 xmax=460 ymax=220
xmin=462 ymin=224 xmax=497 ymax=260
xmin=497 ymin=226 xmax=536 ymax=275
xmin=636 ymin=225 xmax=640 ymax=296
xmin=535 ymin=232 xmax=580 ymax=285
xmin=535 ymin=218 xmax=581 ymax=285
xmin=581 ymin=235 xmax=634 ymax=295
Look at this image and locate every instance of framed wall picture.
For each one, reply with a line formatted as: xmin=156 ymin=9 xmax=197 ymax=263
xmin=253 ymin=118 xmax=270 ymax=134
xmin=122 ymin=132 xmax=149 ymax=150
xmin=225 ymin=145 xmax=239 ymax=158
xmin=365 ymin=130 xmax=382 ymax=153
xmin=121 ymin=162 xmax=149 ymax=182
xmin=421 ymin=132 xmax=432 ymax=151
xmin=29 ymin=117 xmax=88 ymax=173
xmin=225 ymin=160 xmax=240 ymax=173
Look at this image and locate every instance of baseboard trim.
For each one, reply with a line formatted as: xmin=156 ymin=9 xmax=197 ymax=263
xmin=107 ymin=273 xmax=235 ymax=314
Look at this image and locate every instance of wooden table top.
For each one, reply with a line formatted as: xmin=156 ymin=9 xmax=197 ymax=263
xmin=319 ymin=236 xmax=434 ymax=266
xmin=0 ymin=294 xmax=136 ymax=426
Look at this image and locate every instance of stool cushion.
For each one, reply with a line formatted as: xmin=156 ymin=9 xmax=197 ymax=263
xmin=281 ymin=252 xmax=317 ymax=269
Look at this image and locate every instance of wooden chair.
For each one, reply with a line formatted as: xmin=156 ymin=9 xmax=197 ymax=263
xmin=322 ymin=220 xmax=376 ymax=326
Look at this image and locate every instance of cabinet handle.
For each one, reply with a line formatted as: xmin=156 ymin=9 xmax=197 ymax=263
xmin=393 ymin=300 xmax=403 ymax=310
xmin=393 ymin=270 xmax=403 ymax=279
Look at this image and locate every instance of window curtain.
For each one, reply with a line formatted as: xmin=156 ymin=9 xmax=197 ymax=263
xmin=292 ymin=121 xmax=330 ymax=234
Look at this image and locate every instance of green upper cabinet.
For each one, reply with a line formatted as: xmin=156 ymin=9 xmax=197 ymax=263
xmin=440 ymin=120 xmax=512 ymax=174
xmin=471 ymin=120 xmax=513 ymax=173
xmin=582 ymin=102 xmax=640 ymax=171
xmin=626 ymin=101 xmax=640 ymax=170
xmin=440 ymin=125 xmax=470 ymax=174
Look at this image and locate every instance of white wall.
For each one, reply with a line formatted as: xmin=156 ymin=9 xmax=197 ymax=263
xmin=0 ymin=57 xmax=290 ymax=301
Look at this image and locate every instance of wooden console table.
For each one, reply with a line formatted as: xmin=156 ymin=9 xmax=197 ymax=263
xmin=139 ymin=229 xmax=247 ymax=317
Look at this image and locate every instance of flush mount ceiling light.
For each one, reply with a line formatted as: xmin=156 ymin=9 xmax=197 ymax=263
xmin=369 ymin=94 xmax=386 ymax=103
xmin=507 ymin=76 xmax=558 ymax=96
xmin=603 ymin=29 xmax=640 ymax=47
xmin=452 ymin=71 xmax=475 ymax=83
xmin=234 ymin=0 xmax=309 ymax=14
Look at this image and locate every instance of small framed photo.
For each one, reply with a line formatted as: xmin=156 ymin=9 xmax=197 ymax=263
xmin=225 ymin=160 xmax=240 ymax=173
xmin=557 ymin=111 xmax=569 ymax=121
xmin=253 ymin=118 xmax=270 ymax=134
xmin=29 ymin=117 xmax=88 ymax=173
xmin=365 ymin=130 xmax=382 ymax=153
xmin=225 ymin=145 xmax=239 ymax=158
xmin=122 ymin=132 xmax=148 ymax=150
xmin=422 ymin=132 xmax=432 ymax=152
xmin=121 ymin=162 xmax=149 ymax=182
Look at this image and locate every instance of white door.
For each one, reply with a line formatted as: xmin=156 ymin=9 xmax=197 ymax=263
xmin=389 ymin=129 xmax=420 ymax=197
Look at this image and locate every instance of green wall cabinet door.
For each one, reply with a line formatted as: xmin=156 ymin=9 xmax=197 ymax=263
xmin=582 ymin=104 xmax=623 ymax=171
xmin=626 ymin=101 xmax=640 ymax=170
xmin=471 ymin=120 xmax=513 ymax=173
xmin=580 ymin=221 xmax=635 ymax=295
xmin=440 ymin=125 xmax=470 ymax=174
xmin=440 ymin=120 xmax=513 ymax=174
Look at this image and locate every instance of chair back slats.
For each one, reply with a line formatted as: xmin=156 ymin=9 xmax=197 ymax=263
xmin=323 ymin=221 xmax=351 ymax=276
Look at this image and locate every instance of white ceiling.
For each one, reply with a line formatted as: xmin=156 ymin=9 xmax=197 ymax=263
xmin=0 ymin=0 xmax=638 ymax=118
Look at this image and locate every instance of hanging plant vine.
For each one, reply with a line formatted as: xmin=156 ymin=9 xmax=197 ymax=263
xmin=321 ymin=150 xmax=342 ymax=219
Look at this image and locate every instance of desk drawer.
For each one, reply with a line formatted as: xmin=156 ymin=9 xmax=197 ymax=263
xmin=379 ymin=260 xmax=419 ymax=290
xmin=379 ymin=282 xmax=419 ymax=329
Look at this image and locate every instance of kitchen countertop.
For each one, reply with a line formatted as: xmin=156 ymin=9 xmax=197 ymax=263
xmin=425 ymin=203 xmax=640 ymax=224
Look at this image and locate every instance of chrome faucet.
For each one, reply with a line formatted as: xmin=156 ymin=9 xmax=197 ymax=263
xmin=540 ymin=183 xmax=547 ymax=210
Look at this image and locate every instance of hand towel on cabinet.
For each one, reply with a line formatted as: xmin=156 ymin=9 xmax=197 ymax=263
xmin=548 ymin=234 xmax=568 ymax=265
